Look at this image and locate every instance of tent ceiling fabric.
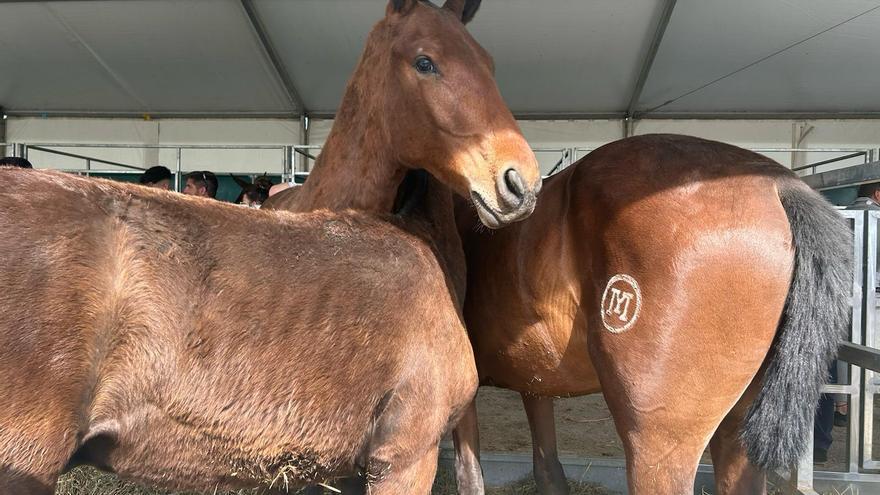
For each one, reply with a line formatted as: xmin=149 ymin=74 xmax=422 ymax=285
xmin=0 ymin=0 xmax=293 ymax=114
xmin=640 ymin=0 xmax=880 ymax=116
xmin=1 ymin=0 xmax=878 ymax=118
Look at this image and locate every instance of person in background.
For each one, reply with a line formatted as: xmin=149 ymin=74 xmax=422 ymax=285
xmin=269 ymin=182 xmax=293 ymax=197
xmin=0 ymin=156 xmax=33 ymax=168
xmin=848 ymin=182 xmax=880 ymax=210
xmin=139 ymin=166 xmax=173 ymax=190
xmin=841 ymin=182 xmax=880 ymax=423
xmin=183 ymin=171 xmax=218 ymax=199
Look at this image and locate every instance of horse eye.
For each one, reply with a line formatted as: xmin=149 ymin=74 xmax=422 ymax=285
xmin=414 ymin=56 xmax=437 ymax=74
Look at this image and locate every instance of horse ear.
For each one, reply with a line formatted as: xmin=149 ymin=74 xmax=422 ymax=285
xmin=386 ymin=0 xmax=418 ymax=16
xmin=231 ymin=174 xmax=251 ymax=189
xmin=443 ymin=0 xmax=481 ymax=24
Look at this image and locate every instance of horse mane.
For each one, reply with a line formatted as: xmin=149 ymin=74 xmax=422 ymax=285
xmin=392 ymin=169 xmax=430 ymax=216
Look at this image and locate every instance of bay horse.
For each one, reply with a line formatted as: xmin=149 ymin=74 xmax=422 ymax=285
xmin=261 ymin=0 xmax=539 ymax=492
xmin=232 ymin=174 xmax=274 ymax=207
xmin=0 ymin=1 xmax=539 ymax=494
xmin=0 ymin=170 xmax=475 ymax=495
xmin=453 ymin=133 xmax=852 ymax=494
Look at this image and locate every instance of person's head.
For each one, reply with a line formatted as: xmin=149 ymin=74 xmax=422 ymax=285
xmin=183 ymin=171 xmax=218 ymax=198
xmin=139 ymin=166 xmax=172 ymax=190
xmin=858 ymin=182 xmax=880 ymax=203
xmin=0 ymin=156 xmax=33 ymax=169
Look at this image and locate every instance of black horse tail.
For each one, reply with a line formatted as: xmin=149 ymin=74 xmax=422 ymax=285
xmin=740 ymin=177 xmax=852 ymax=469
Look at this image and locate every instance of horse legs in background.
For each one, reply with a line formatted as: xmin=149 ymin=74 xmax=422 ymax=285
xmin=709 ymin=412 xmax=767 ymax=495
xmin=709 ymin=371 xmax=767 ymax=495
xmin=452 ymin=398 xmax=485 ymax=495
xmin=522 ymin=393 xmax=570 ymax=495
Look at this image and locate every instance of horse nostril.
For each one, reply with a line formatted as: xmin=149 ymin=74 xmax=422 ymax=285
xmin=503 ymin=168 xmax=526 ymax=201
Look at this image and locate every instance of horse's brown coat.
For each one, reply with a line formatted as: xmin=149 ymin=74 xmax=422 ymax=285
xmin=453 ymin=134 xmax=851 ymax=494
xmin=0 ymin=168 xmax=478 ymax=494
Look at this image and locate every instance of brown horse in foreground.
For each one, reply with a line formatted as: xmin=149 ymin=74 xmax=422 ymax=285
xmin=0 ymin=169 xmax=478 ymax=495
xmin=0 ymin=1 xmax=541 ymax=494
xmin=453 ymin=134 xmax=852 ymax=494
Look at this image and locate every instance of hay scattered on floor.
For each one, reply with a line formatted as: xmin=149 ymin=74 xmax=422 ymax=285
xmin=58 ymin=465 xmax=614 ymax=495
xmin=430 ymin=467 xmax=612 ymax=495
xmin=54 ymin=466 xmax=289 ymax=495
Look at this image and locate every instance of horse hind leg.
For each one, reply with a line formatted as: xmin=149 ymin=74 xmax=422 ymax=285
xmin=709 ymin=416 xmax=766 ymax=495
xmin=522 ymin=393 xmax=569 ymax=495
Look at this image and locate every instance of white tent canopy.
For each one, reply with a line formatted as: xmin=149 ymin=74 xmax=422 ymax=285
xmin=1 ymin=0 xmax=879 ymax=119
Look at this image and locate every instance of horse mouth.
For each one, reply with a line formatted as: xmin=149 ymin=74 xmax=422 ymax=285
xmin=471 ymin=190 xmax=534 ymax=229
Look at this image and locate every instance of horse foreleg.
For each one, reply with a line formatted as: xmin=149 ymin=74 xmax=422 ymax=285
xmin=367 ymin=448 xmax=439 ymax=495
xmin=452 ymin=397 xmax=485 ymax=495
xmin=0 ymin=411 xmax=78 ymax=495
xmin=0 ymin=472 xmax=55 ymax=495
xmin=522 ymin=393 xmax=569 ymax=495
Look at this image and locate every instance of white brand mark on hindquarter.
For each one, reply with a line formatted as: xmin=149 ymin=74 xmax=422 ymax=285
xmin=606 ymin=287 xmax=635 ymax=321
xmin=601 ymin=274 xmax=642 ymax=333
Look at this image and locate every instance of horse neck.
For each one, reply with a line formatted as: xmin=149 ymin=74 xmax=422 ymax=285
xmin=294 ymin=40 xmax=404 ymax=215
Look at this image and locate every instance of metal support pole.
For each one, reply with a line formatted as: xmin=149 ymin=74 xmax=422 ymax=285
xmin=623 ymin=116 xmax=634 ymax=138
xmin=85 ymin=159 xmax=91 ymax=177
xmin=299 ymin=114 xmax=311 ymax=175
xmin=240 ymin=0 xmax=306 ymax=115
xmin=0 ymin=107 xmax=7 ymax=147
xmin=286 ymin=146 xmax=294 ymax=183
xmin=625 ymin=0 xmax=677 ymax=119
xmin=281 ymin=145 xmax=290 ymax=182
xmin=17 ymin=143 xmax=28 ymax=160
xmin=794 ymin=426 xmax=818 ymax=494
xmin=175 ymin=148 xmax=182 ymax=192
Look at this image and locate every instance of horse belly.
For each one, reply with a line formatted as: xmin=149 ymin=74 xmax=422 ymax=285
xmin=476 ymin=309 xmax=602 ymax=397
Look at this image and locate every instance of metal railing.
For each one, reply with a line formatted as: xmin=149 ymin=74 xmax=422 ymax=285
xmin=11 ymin=142 xmax=877 ymax=187
xmin=537 ymin=146 xmax=877 ymax=179
xmin=787 ymin=209 xmax=880 ymax=494
xmin=15 ymin=142 xmax=325 ymax=191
